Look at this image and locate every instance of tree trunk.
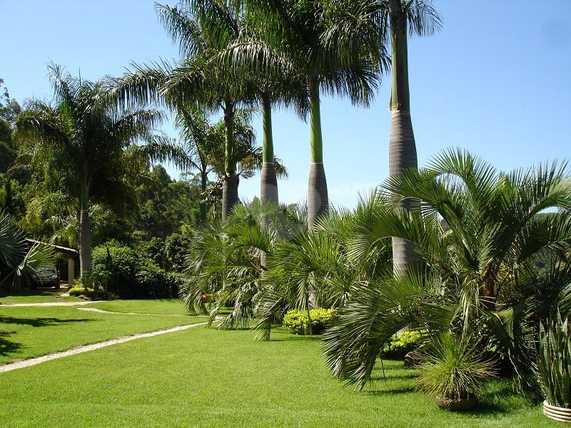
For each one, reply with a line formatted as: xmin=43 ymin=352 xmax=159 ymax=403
xmin=307 ymin=79 xmax=328 ymax=227
xmin=222 ymin=174 xmax=239 ymax=220
xmin=79 ymin=185 xmax=91 ymax=279
xmin=260 ymin=94 xmax=278 ymax=206
xmin=389 ymin=0 xmax=417 ymax=274
xmin=222 ymin=101 xmax=239 ymax=221
xmin=199 ymin=169 xmax=208 ymax=224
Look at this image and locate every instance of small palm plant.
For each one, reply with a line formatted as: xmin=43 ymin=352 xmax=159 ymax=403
xmin=417 ymin=332 xmax=496 ymax=411
xmin=537 ymin=314 xmax=571 ymax=420
xmin=0 ymin=213 xmax=54 ymax=288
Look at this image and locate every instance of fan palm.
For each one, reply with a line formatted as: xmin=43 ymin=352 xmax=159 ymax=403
xmin=16 ymin=65 xmax=163 ymax=277
xmin=226 ymin=0 xmax=380 ymax=226
xmin=323 ymin=0 xmax=441 ymax=270
xmin=0 ymin=213 xmax=54 ymax=288
xmin=323 ymin=149 xmax=571 ymax=389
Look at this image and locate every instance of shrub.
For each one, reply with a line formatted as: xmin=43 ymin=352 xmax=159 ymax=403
xmin=537 ymin=315 xmax=571 ymax=408
xmin=283 ymin=308 xmax=336 ymax=335
xmin=417 ymin=332 xmax=496 ymax=410
xmin=68 ymin=278 xmax=111 ymax=299
xmin=136 ymin=260 xmax=180 ymax=299
xmin=91 ymin=242 xmax=180 ymax=299
xmin=381 ymin=330 xmax=424 ymax=360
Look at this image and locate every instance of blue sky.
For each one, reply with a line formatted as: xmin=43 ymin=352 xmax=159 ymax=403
xmin=1 ymin=0 xmax=570 ymax=208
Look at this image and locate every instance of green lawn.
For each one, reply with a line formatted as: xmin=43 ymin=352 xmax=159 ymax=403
xmin=91 ymin=299 xmax=191 ymax=315
xmin=0 ymin=289 xmax=81 ymax=305
xmin=0 ymin=300 xmax=203 ymax=364
xmin=0 ymin=314 xmax=554 ymax=427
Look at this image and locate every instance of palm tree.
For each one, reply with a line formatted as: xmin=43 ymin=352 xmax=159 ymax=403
xmin=322 ymin=150 xmax=571 ymax=390
xmin=111 ymin=1 xmax=257 ymax=221
xmin=0 ymin=213 xmax=54 ymax=288
xmin=322 ymin=0 xmax=441 ymax=271
xmin=162 ymin=104 xmax=285 ymax=223
xmin=228 ymin=0 xmax=379 ymax=226
xmin=16 ymin=65 xmax=162 ymax=278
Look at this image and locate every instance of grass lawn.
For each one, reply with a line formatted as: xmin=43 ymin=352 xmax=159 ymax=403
xmin=0 ymin=318 xmax=554 ymax=427
xmin=0 ymin=289 xmax=81 ymax=305
xmin=91 ymin=299 xmax=191 ymax=315
xmin=0 ymin=300 xmax=203 ymax=364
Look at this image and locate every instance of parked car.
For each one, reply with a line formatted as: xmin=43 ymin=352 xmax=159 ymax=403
xmin=35 ymin=267 xmax=59 ymax=288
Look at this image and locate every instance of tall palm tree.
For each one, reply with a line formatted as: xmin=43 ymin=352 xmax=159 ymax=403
xmin=229 ymin=0 xmax=379 ymax=226
xmin=16 ymin=65 xmax=162 ymax=278
xmin=387 ymin=0 xmax=440 ymax=273
xmin=322 ymin=0 xmax=440 ymax=271
xmin=111 ymin=1 xmax=257 ymax=221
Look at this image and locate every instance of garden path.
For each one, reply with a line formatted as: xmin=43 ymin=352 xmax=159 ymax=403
xmin=0 ymin=322 xmax=206 ymax=374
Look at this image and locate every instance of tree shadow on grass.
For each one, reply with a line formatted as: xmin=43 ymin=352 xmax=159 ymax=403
xmin=0 ymin=331 xmax=21 ymax=356
xmin=364 ymin=386 xmax=416 ymax=395
xmin=0 ymin=316 xmax=91 ymax=327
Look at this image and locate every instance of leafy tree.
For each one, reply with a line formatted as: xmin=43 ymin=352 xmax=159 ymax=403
xmin=16 ymin=65 xmax=163 ymax=277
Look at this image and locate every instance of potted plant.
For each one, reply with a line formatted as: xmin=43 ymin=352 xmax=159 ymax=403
xmin=417 ymin=332 xmax=496 ymax=411
xmin=538 ymin=315 xmax=571 ymax=423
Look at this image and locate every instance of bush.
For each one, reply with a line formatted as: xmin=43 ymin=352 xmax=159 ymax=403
xmin=381 ymin=330 xmax=424 ymax=360
xmin=417 ymin=333 xmax=496 ymax=410
xmin=91 ymin=242 xmax=180 ymax=299
xmin=283 ymin=308 xmax=336 ymax=335
xmin=68 ymin=278 xmax=111 ymax=299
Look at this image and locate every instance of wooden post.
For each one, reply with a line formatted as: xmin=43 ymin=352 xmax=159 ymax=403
xmin=67 ymin=256 xmax=75 ymax=285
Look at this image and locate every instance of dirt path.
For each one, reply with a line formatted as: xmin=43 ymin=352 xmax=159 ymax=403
xmin=0 ymin=301 xmax=102 ymax=308
xmin=0 ymin=322 xmax=206 ymax=374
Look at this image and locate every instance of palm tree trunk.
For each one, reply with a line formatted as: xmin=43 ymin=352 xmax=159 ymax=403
xmin=199 ymin=169 xmax=208 ymax=224
xmin=389 ymin=0 xmax=417 ymax=274
xmin=307 ymin=78 xmax=328 ymax=228
xmin=222 ymin=101 xmax=239 ymax=221
xmin=79 ymin=183 xmax=91 ymax=278
xmin=260 ymin=94 xmax=278 ymax=206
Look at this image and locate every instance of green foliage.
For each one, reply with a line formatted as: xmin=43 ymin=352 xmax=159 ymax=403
xmin=417 ymin=333 xmax=496 ymax=403
xmin=0 ymin=213 xmax=54 ymax=288
xmin=323 ymin=150 xmax=571 ymax=393
xmin=381 ymin=330 xmax=424 ymax=360
xmin=537 ymin=314 xmax=571 ymax=408
xmin=283 ymin=308 xmax=336 ymax=335
xmin=91 ymin=242 xmax=179 ymax=299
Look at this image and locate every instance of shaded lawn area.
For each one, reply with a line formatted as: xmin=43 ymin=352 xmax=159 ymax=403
xmin=0 ymin=327 xmax=554 ymax=427
xmin=0 ymin=289 xmax=81 ymax=305
xmin=0 ymin=302 xmax=204 ymax=364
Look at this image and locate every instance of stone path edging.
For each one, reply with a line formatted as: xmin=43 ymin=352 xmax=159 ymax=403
xmin=0 ymin=322 xmax=206 ymax=374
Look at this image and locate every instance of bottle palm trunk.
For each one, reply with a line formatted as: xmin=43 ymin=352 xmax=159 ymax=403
xmin=389 ymin=0 xmax=417 ymax=274
xmin=260 ymin=94 xmax=278 ymax=206
xmin=307 ymin=79 xmax=328 ymax=227
xmin=222 ymin=101 xmax=239 ymax=221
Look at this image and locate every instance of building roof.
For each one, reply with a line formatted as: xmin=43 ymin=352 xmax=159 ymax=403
xmin=25 ymin=239 xmax=79 ymax=256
